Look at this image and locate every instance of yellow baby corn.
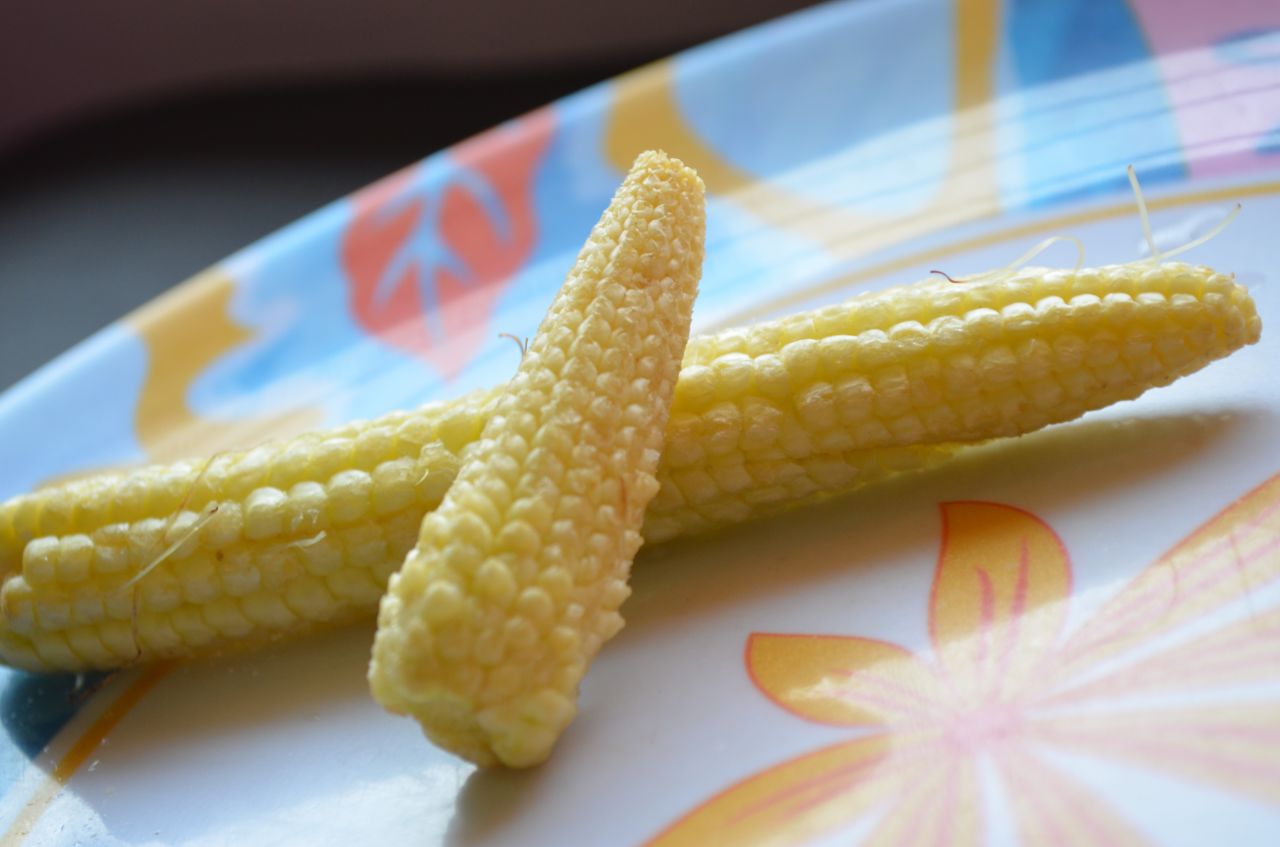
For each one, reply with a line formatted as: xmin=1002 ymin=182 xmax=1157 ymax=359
xmin=369 ymin=151 xmax=704 ymax=767
xmin=648 ymin=261 xmax=1262 ymax=538
xmin=0 ymin=261 xmax=1260 ymax=674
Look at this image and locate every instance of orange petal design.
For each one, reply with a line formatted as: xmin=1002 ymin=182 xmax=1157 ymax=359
xmin=646 ymin=735 xmax=925 ymax=847
xmin=1042 ymin=606 xmax=1280 ymax=708
xmin=604 ymin=59 xmax=873 ymax=256
xmin=1032 ymin=705 xmax=1280 ymax=807
xmin=747 ymin=633 xmax=946 ymax=728
xmin=994 ymin=745 xmax=1152 ymax=846
xmin=342 ymin=167 xmax=434 ymax=369
xmin=861 ymin=751 xmax=982 ymax=847
xmin=602 ymin=0 xmax=1000 ymax=262
xmin=127 ymin=268 xmax=322 ymax=461
xmin=930 ymin=502 xmax=1071 ymax=706
xmin=1053 ymin=473 xmax=1280 ymax=687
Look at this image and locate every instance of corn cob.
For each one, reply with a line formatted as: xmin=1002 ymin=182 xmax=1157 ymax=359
xmin=0 ymin=261 xmax=1260 ymax=674
xmin=649 ymin=262 xmax=1262 ymax=537
xmin=369 ymin=150 xmax=704 ymax=767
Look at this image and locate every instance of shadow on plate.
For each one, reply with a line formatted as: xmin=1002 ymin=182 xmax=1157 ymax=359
xmin=622 ymin=408 xmax=1262 ymax=637
xmin=445 ymin=764 xmax=546 ymax=846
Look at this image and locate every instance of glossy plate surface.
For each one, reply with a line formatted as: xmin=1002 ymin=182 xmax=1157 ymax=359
xmin=2 ymin=1 xmax=1280 ymax=844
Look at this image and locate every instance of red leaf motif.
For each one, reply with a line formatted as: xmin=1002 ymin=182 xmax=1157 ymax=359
xmin=340 ymin=108 xmax=554 ymax=380
xmin=342 ymin=168 xmax=432 ymax=360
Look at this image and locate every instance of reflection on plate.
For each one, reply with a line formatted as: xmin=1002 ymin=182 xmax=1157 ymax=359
xmin=2 ymin=0 xmax=1279 ymax=844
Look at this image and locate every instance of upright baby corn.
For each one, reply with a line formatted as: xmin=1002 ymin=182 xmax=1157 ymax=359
xmin=368 ymin=151 xmax=705 ymax=767
xmin=0 ymin=262 xmax=1260 ymax=674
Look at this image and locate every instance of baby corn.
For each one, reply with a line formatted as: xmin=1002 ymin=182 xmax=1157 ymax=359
xmin=650 ymin=262 xmax=1262 ymax=538
xmin=369 ymin=150 xmax=704 ymax=767
xmin=0 ymin=261 xmax=1261 ymax=673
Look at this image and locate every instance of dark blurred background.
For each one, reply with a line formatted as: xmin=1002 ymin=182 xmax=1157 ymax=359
xmin=0 ymin=0 xmax=816 ymax=392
